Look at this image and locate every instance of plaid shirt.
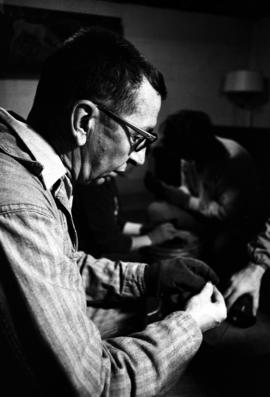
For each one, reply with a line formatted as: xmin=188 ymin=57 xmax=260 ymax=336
xmin=247 ymin=218 xmax=270 ymax=269
xmin=0 ymin=108 xmax=202 ymax=396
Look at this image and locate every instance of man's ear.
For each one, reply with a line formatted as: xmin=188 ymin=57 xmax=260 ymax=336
xmin=71 ymin=100 xmax=98 ymax=146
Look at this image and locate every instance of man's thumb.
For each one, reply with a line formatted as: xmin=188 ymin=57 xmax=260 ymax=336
xmin=200 ymin=281 xmax=214 ymax=298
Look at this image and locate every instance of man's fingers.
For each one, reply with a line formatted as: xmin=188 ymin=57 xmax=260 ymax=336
xmin=223 ymin=286 xmax=233 ymax=299
xmin=211 ymin=285 xmax=224 ymax=303
xmin=253 ymin=295 xmax=259 ymax=316
xmin=225 ymin=292 xmax=239 ymax=309
xmin=199 ymin=281 xmax=214 ymax=298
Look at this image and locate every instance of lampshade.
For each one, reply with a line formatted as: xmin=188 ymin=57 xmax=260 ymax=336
xmin=223 ymin=70 xmax=264 ymax=93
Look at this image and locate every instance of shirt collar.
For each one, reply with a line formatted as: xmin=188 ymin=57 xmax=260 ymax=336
xmin=0 ymin=107 xmax=67 ymax=190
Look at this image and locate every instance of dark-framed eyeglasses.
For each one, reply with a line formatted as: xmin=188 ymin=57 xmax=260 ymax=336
xmin=94 ymin=102 xmax=158 ymax=152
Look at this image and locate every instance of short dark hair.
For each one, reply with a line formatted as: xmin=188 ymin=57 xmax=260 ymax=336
xmin=28 ymin=27 xmax=166 ymax=127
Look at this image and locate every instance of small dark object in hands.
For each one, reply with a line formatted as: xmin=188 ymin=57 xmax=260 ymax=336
xmin=228 ymin=293 xmax=256 ymax=328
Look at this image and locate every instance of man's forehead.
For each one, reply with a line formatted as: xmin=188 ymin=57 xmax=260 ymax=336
xmin=129 ymin=78 xmax=161 ymax=123
xmin=135 ymin=78 xmax=160 ymax=105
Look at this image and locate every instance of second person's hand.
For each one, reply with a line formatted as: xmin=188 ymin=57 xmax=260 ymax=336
xmin=148 ymin=222 xmax=179 ymax=245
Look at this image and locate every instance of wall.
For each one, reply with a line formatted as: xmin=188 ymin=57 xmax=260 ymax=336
xmin=0 ymin=0 xmax=255 ymax=195
xmin=249 ymin=17 xmax=270 ymax=127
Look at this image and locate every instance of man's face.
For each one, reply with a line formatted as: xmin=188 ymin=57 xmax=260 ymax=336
xmin=83 ymin=78 xmax=162 ymax=184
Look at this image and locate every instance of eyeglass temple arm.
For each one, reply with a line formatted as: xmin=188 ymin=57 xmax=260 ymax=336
xmin=96 ymin=103 xmax=157 ymax=142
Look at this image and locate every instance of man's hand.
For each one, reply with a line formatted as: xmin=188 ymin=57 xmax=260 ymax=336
xmin=223 ymin=263 xmax=266 ymax=316
xmin=186 ymin=282 xmax=227 ymax=332
xmin=148 ymin=222 xmax=179 ymax=245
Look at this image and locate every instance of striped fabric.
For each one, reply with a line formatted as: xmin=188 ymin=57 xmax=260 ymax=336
xmin=247 ymin=220 xmax=270 ymax=269
xmin=0 ymin=108 xmax=202 ymax=396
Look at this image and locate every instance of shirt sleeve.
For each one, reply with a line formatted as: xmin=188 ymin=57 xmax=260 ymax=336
xmin=76 ymin=250 xmax=148 ymax=302
xmin=0 ymin=206 xmax=202 ymax=396
xmin=247 ymin=217 xmax=270 ymax=269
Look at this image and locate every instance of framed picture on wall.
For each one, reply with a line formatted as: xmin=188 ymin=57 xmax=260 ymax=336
xmin=0 ymin=5 xmax=123 ymax=78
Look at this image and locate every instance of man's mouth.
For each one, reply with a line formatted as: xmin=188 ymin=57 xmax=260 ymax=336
xmin=94 ymin=170 xmax=126 ymax=185
xmin=113 ymin=170 xmax=126 ymax=177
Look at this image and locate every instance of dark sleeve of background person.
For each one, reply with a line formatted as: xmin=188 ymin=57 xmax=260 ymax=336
xmin=72 ymin=179 xmax=132 ymax=257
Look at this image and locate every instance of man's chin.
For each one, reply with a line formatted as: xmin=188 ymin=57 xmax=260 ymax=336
xmin=94 ymin=170 xmax=126 ymax=184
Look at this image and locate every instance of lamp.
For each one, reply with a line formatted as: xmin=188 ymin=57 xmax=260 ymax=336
xmin=223 ymin=70 xmax=265 ymax=127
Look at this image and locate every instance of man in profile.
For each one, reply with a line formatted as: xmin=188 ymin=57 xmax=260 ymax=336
xmin=0 ymin=27 xmax=226 ymax=396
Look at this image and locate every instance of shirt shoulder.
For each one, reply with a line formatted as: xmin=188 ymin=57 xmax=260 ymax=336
xmin=0 ymin=150 xmax=55 ymax=216
xmin=217 ymin=136 xmax=250 ymax=158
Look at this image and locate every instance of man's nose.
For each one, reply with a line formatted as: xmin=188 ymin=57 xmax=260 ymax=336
xmin=129 ymin=148 xmax=146 ymax=165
